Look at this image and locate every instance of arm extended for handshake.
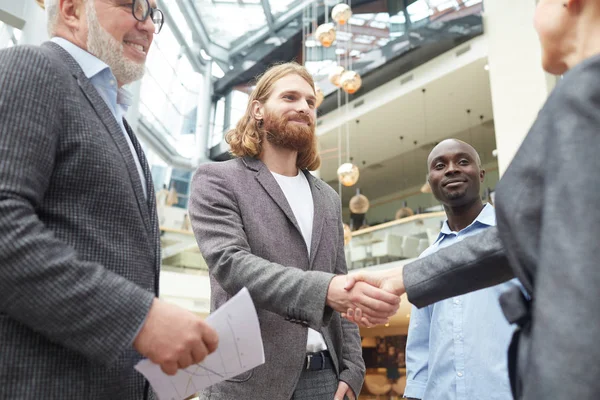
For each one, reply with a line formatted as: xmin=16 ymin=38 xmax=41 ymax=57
xmin=343 ymin=227 xmax=513 ymax=326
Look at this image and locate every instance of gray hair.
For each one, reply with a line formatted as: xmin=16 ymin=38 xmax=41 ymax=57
xmin=45 ymin=0 xmax=59 ymax=38
xmin=45 ymin=0 xmax=88 ymax=38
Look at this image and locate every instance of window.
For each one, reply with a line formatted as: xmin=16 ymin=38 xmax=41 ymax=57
xmin=0 ymin=21 xmax=21 ymax=49
xmin=139 ymin=23 xmax=204 ymax=159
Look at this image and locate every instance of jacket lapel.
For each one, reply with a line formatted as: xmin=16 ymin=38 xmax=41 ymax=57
xmin=243 ymin=157 xmax=328 ymax=268
xmin=244 ymin=157 xmax=303 ymax=235
xmin=43 ymin=42 xmax=153 ymax=237
xmin=123 ymin=120 xmax=160 ymax=246
xmin=305 ymin=171 xmax=326 ymax=269
xmin=123 ymin=120 xmax=161 ymax=292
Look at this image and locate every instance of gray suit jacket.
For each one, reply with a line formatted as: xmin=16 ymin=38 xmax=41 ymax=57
xmin=0 ymin=42 xmax=159 ymax=399
xmin=189 ymin=156 xmax=365 ymax=400
xmin=403 ymin=53 xmax=600 ymax=399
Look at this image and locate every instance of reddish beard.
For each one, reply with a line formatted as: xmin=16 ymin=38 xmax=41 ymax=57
xmin=262 ymin=109 xmax=316 ymax=152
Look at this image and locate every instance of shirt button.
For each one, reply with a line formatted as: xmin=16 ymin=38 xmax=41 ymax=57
xmin=457 ymin=371 xmax=463 ymax=377
xmin=453 ymin=298 xmax=460 ymax=305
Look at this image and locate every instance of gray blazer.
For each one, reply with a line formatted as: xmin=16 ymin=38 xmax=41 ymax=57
xmin=403 ymin=53 xmax=600 ymax=399
xmin=0 ymin=42 xmax=159 ymax=399
xmin=189 ymin=156 xmax=365 ymax=400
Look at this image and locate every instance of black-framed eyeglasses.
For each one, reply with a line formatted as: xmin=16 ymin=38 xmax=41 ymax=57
xmin=131 ymin=0 xmax=164 ymax=34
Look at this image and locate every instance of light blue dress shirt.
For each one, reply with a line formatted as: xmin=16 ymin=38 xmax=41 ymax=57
xmin=51 ymin=37 xmax=147 ymax=199
xmin=404 ymin=203 xmax=515 ymax=400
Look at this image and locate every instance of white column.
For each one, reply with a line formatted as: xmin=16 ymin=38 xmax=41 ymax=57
xmin=0 ymin=1 xmax=26 ymax=30
xmin=196 ymin=62 xmax=213 ymax=162
xmin=483 ymin=0 xmax=558 ymax=175
xmin=16 ymin=1 xmax=47 ymax=45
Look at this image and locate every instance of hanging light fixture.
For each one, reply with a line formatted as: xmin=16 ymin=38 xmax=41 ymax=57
xmin=395 ymin=207 xmax=414 ymax=220
xmin=328 ymin=65 xmax=345 ymax=87
xmin=315 ymin=84 xmax=324 ymax=108
xmin=349 ymin=189 xmax=370 ymax=214
xmin=315 ymin=23 xmax=336 ymax=48
xmin=420 ymin=175 xmax=432 ymax=194
xmin=332 ymin=3 xmax=353 ymax=25
xmin=340 ymin=70 xmax=362 ymax=94
xmin=35 ymin=0 xmax=45 ymax=9
xmin=343 ymin=223 xmax=352 ymax=245
xmin=337 ymin=162 xmax=359 ymax=187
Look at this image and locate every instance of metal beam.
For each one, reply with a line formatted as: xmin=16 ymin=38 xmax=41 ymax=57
xmin=207 ymin=43 xmax=231 ymax=65
xmin=0 ymin=1 xmax=26 ymax=29
xmin=261 ymin=0 xmax=276 ymax=33
xmin=173 ymin=0 xmax=211 ymax=54
xmin=137 ymin=118 xmax=209 ymax=171
xmin=229 ymin=0 xmax=314 ymax=58
xmin=156 ymin=0 xmax=206 ymax=73
xmin=178 ymin=0 xmax=231 ymax=63
xmin=213 ymin=19 xmax=303 ymax=96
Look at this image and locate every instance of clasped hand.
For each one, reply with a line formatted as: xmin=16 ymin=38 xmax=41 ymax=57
xmin=339 ymin=268 xmax=406 ymax=327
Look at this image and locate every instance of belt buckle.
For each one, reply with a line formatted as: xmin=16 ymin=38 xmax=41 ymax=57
xmin=306 ymin=354 xmax=312 ymax=370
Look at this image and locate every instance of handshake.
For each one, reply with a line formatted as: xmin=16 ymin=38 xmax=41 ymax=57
xmin=327 ymin=266 xmax=406 ymax=327
xmin=135 ymin=266 xmax=407 ymax=376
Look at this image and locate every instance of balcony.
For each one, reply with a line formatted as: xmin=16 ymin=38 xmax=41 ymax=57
xmin=346 ymin=211 xmax=445 ymax=271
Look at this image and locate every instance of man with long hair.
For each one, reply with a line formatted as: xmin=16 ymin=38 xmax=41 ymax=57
xmin=189 ymin=62 xmax=399 ymax=400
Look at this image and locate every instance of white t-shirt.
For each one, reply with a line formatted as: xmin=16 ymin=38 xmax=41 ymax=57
xmin=271 ymin=170 xmax=328 ymax=353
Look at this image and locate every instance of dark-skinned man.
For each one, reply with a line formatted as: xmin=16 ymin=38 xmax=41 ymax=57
xmin=401 ymin=139 xmax=519 ymax=400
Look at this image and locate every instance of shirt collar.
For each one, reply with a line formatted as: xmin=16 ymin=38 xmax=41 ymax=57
xmin=52 ymin=37 xmax=132 ymax=111
xmin=117 ymin=87 xmax=133 ymax=109
xmin=51 ymin=37 xmax=111 ymax=81
xmin=436 ymin=203 xmax=496 ymax=240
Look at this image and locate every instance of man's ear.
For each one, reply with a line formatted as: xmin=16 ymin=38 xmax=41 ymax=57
xmin=480 ymin=169 xmax=486 ymax=183
xmin=251 ymin=100 xmax=264 ymax=121
xmin=60 ymin=0 xmax=86 ymax=30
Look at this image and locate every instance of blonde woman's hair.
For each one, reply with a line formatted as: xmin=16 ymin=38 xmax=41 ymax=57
xmin=226 ymin=62 xmax=321 ymax=171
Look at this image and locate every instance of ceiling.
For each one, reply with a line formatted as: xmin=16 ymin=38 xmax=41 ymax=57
xmin=316 ymin=55 xmax=496 ymax=202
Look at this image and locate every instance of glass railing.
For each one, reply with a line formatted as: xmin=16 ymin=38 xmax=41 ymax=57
xmin=158 ymin=207 xmax=445 ymax=272
xmin=345 ymin=211 xmax=445 ymax=270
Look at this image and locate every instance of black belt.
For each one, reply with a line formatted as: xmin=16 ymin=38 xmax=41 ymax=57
xmin=499 ymin=285 xmax=531 ymax=328
xmin=304 ymin=350 xmax=334 ymax=371
xmin=499 ymin=286 xmax=533 ymax=399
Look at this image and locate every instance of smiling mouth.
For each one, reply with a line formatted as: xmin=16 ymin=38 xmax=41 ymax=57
xmin=124 ymin=41 xmax=146 ymax=54
xmin=443 ymin=180 xmax=467 ymax=187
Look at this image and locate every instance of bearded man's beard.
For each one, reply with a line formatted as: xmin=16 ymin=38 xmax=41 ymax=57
xmin=262 ymin=110 xmax=316 ymax=152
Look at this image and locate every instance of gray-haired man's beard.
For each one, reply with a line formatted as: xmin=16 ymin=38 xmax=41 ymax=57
xmin=86 ymin=1 xmax=145 ymax=85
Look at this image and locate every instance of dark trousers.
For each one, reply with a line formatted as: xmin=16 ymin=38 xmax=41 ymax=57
xmin=292 ymin=368 xmax=339 ymax=400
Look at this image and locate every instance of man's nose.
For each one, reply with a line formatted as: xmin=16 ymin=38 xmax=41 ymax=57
xmin=137 ymin=16 xmax=155 ymax=36
xmin=445 ymin=162 xmax=459 ymax=174
xmin=297 ymin=99 xmax=310 ymax=113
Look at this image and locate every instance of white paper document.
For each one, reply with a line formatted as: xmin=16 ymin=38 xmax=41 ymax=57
xmin=135 ymin=288 xmax=265 ymax=400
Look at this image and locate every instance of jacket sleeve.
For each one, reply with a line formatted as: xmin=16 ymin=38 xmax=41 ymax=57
xmin=0 ymin=46 xmax=154 ymax=365
xmin=521 ymin=64 xmax=600 ymax=399
xmin=334 ymin=201 xmax=365 ymax=397
xmin=188 ymin=164 xmax=336 ymax=330
xmin=403 ymin=226 xmax=514 ymax=308
xmin=403 ymin=305 xmax=431 ymax=399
